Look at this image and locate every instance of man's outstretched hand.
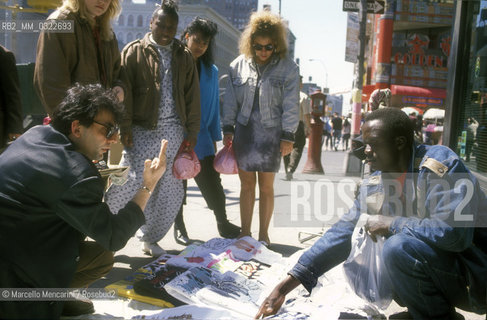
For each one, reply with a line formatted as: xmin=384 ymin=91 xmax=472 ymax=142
xmin=255 ymin=288 xmax=286 ymax=319
xmin=142 ymin=139 xmax=168 ymax=191
xmin=255 ymin=275 xmax=300 ymax=319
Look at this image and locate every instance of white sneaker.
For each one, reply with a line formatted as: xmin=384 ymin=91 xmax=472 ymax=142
xmin=142 ymin=242 xmax=166 ymax=257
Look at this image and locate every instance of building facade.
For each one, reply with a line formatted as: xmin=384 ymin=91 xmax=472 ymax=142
xmin=112 ymin=2 xmax=241 ymax=77
xmin=357 ymin=0 xmax=487 ymax=186
xmin=362 ymin=0 xmax=454 ymax=110
xmin=112 ymin=0 xmax=159 ymax=50
xmin=180 ymin=0 xmax=257 ymax=31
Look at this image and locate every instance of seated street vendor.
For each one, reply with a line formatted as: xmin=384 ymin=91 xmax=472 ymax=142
xmin=256 ymin=108 xmax=487 ymax=319
xmin=0 ymin=84 xmax=168 ymax=319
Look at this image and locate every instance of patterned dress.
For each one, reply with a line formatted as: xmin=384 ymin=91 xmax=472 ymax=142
xmin=105 ymin=41 xmax=184 ymax=243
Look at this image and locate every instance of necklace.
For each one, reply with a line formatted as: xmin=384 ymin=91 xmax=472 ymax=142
xmin=256 ymin=63 xmax=270 ymax=87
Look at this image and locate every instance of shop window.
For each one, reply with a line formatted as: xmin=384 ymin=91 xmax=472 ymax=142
xmin=454 ymin=0 xmax=487 ymax=176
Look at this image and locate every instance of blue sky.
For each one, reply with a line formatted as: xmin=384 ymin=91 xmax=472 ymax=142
xmin=258 ymin=0 xmax=355 ymax=94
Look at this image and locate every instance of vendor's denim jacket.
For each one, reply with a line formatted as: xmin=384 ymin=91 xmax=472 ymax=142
xmin=222 ymin=54 xmax=299 ymax=141
xmin=290 ymin=144 xmax=487 ymax=310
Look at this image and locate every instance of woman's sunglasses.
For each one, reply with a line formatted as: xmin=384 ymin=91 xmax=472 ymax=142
xmin=253 ymin=44 xmax=274 ymax=52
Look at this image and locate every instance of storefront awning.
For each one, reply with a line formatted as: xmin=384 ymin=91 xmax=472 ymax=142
xmin=361 ymin=84 xmax=447 ymax=107
xmin=391 ymin=85 xmax=446 ymax=108
xmin=390 ymin=85 xmax=446 ymax=99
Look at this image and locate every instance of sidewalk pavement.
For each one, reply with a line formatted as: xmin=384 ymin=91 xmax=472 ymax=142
xmin=94 ymin=143 xmax=356 ymax=288
xmin=82 ymin=143 xmax=483 ymax=319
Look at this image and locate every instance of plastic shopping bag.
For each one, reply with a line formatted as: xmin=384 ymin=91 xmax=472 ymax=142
xmin=343 ymin=216 xmax=393 ymax=310
xmin=213 ymin=143 xmax=238 ymax=174
xmin=173 ymin=142 xmax=201 ymax=179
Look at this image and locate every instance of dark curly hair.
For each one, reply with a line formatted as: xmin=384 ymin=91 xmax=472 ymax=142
xmin=181 ymin=17 xmax=217 ymax=67
xmin=51 ymin=83 xmax=123 ymax=136
xmin=152 ymin=0 xmax=179 ymax=21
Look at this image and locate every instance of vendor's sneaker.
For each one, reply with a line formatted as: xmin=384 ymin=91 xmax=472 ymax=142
xmin=62 ymin=298 xmax=94 ymax=316
xmin=142 ymin=242 xmax=166 ymax=257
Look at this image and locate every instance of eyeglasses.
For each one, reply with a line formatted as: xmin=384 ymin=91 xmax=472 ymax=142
xmin=253 ymin=43 xmax=274 ymax=52
xmin=93 ymin=120 xmax=119 ymax=138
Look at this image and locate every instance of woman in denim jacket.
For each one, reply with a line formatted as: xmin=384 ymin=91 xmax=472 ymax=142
xmin=222 ymin=11 xmax=299 ymax=246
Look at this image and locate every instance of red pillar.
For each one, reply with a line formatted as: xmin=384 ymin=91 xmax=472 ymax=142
xmin=303 ymin=92 xmax=326 ymax=174
xmin=303 ymin=116 xmax=324 ymax=174
xmin=375 ymin=13 xmax=394 ymax=89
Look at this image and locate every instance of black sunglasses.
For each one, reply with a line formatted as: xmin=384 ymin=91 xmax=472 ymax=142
xmin=253 ymin=43 xmax=274 ymax=51
xmin=93 ymin=120 xmax=119 ymax=138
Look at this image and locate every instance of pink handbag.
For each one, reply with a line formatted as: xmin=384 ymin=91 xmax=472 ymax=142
xmin=213 ymin=143 xmax=238 ymax=174
xmin=173 ymin=142 xmax=201 ymax=179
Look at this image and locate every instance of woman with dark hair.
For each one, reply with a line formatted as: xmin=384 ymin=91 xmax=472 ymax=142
xmin=222 ymin=11 xmax=300 ymax=246
xmin=173 ymin=17 xmax=240 ymax=244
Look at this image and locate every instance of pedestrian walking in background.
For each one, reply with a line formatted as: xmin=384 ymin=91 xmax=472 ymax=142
xmin=222 ymin=10 xmax=299 ymax=246
xmin=331 ymin=112 xmax=343 ymax=151
xmin=284 ymin=75 xmax=311 ymax=180
xmin=413 ymin=114 xmax=423 ymax=143
xmin=104 ymin=0 xmax=200 ymax=257
xmin=342 ymin=116 xmax=351 ymax=151
xmin=466 ymin=117 xmax=479 ymax=162
xmin=0 ymin=45 xmax=23 ymax=153
xmin=34 ymin=0 xmax=125 ymax=115
xmin=173 ymin=17 xmax=240 ymax=245
xmin=322 ymin=116 xmax=332 ymax=150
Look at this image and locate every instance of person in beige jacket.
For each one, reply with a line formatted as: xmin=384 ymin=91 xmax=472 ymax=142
xmin=104 ymin=0 xmax=200 ymax=257
xmin=34 ymin=0 xmax=124 ymax=115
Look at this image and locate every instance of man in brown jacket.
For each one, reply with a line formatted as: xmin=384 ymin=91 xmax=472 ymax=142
xmin=104 ymin=1 xmax=201 ymax=257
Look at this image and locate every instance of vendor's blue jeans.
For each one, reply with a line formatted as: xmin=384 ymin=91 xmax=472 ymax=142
xmin=383 ymin=233 xmax=477 ymax=319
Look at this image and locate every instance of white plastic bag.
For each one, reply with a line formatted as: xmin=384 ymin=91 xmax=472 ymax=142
xmin=343 ymin=216 xmax=393 ymax=310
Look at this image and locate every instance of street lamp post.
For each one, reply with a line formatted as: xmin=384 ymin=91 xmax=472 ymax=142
xmin=309 ymin=59 xmax=328 ymax=92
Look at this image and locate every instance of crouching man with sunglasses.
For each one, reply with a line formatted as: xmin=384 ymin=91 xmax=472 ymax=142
xmin=0 ymin=84 xmax=168 ymax=319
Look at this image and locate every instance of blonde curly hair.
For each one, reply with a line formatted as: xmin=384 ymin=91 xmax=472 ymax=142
xmin=239 ymin=11 xmax=288 ymax=60
xmin=60 ymin=0 xmax=120 ymax=41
